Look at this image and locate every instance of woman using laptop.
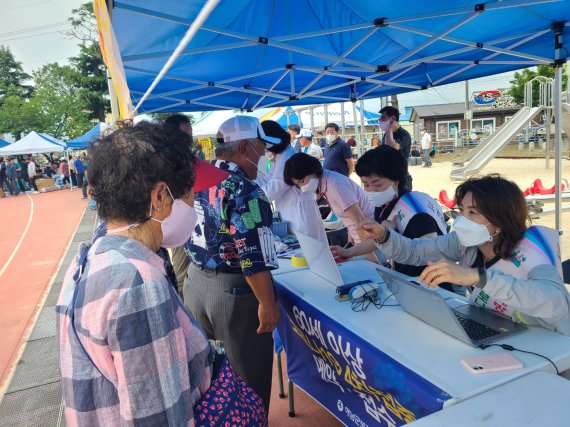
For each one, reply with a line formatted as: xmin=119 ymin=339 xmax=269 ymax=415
xmin=358 ymin=174 xmax=570 ymax=335
xmin=283 ymin=152 xmax=374 ymax=243
xmin=329 ymin=146 xmax=461 ymax=293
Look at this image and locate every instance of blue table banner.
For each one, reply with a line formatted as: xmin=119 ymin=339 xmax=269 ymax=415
xmin=276 ymin=283 xmax=451 ymax=426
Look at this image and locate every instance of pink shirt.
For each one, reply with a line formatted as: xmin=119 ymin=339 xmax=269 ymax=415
xmin=320 ymin=169 xmax=374 ymax=242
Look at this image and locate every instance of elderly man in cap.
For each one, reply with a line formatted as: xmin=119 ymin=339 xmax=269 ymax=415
xmin=299 ymin=128 xmax=323 ymax=159
xmin=184 ymin=115 xmax=280 ymax=410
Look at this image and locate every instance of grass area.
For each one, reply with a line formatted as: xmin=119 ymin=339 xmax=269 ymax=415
xmin=433 ymin=143 xmax=570 ymax=163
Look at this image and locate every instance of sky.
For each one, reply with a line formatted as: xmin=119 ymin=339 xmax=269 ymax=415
xmin=0 ymin=0 xmax=519 ymax=114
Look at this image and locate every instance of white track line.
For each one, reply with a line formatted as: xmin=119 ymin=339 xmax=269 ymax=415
xmin=0 ymin=194 xmax=34 ymax=279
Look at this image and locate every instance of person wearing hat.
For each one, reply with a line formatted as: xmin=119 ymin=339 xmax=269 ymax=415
xmin=299 ymin=128 xmax=323 ymax=159
xmin=184 ymin=115 xmax=281 ymax=411
xmin=257 ymin=120 xmax=327 ymax=243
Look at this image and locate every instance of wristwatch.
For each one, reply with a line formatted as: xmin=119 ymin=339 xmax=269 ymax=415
xmin=375 ymin=228 xmax=390 ymax=245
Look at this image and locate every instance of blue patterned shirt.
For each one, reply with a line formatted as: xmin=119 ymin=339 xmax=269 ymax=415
xmin=185 ymin=160 xmax=277 ymax=275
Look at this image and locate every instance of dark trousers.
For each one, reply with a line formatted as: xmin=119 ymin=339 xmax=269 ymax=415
xmin=184 ymin=264 xmax=274 ymax=411
xmin=70 ymin=171 xmax=77 ymax=187
xmin=421 ymin=149 xmax=432 ymax=167
xmin=76 ymin=173 xmax=87 ymax=197
xmin=8 ymin=178 xmax=18 ymax=195
xmin=30 ymin=176 xmax=38 ymax=191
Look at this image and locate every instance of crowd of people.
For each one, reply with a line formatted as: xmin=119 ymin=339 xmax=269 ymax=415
xmin=53 ymin=108 xmax=569 ymax=426
xmin=0 ymin=154 xmax=89 ymax=199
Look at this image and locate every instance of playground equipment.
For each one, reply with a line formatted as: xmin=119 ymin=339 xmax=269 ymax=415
xmin=451 ymin=77 xmax=568 ymax=180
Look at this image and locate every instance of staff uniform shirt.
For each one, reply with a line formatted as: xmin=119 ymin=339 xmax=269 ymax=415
xmin=257 ymin=146 xmax=327 ymax=243
xmin=320 ymin=169 xmax=374 ymax=242
xmin=421 ymin=132 xmax=432 ymax=150
xmin=56 ymin=236 xmax=212 ymax=426
xmin=186 ymin=160 xmax=278 ymax=275
xmin=323 ymin=138 xmax=352 ymax=176
xmin=302 ymin=143 xmax=323 ymax=159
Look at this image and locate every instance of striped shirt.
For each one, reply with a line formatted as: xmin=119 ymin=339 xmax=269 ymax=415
xmin=57 ymin=235 xmax=212 ymax=426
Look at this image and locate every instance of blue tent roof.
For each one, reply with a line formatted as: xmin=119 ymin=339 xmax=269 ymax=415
xmin=108 ymin=0 xmax=570 ymax=113
xmin=0 ymin=139 xmax=9 ymax=149
xmin=67 ymin=123 xmax=107 ymax=149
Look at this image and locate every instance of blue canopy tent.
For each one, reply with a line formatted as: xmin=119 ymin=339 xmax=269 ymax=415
xmin=0 ymin=139 xmax=9 ymax=149
xmin=67 ymin=123 xmax=110 ymax=150
xmin=103 ymin=0 xmax=570 ymax=228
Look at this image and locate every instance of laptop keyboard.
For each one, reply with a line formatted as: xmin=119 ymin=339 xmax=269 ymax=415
xmin=453 ymin=311 xmax=500 ymax=341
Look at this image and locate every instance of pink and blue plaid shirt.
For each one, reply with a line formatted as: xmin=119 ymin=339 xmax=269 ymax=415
xmin=57 ymin=235 xmax=212 ymax=426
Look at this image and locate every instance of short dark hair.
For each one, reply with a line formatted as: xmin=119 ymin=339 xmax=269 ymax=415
xmin=420 ymin=127 xmax=428 ymax=132
xmin=454 ymin=174 xmax=529 ymax=259
xmin=355 ymin=146 xmax=408 ymax=195
xmin=379 ymin=106 xmax=400 ymax=121
xmin=164 ymin=114 xmax=191 ymax=128
xmin=262 ymin=120 xmax=291 ymax=154
xmin=324 ymin=123 xmax=339 ymax=132
xmin=89 ymin=122 xmax=196 ymax=223
xmin=283 ymin=153 xmax=323 ymax=186
xmin=288 ymin=124 xmax=301 ymax=134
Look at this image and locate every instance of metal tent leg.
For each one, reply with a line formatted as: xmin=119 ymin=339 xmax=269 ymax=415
xmin=288 ymin=379 xmax=296 ymax=417
xmin=276 ymin=352 xmax=285 ymax=398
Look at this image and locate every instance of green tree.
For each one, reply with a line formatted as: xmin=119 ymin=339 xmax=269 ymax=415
xmin=509 ymin=65 xmax=568 ymax=105
xmin=66 ymin=2 xmax=109 ymax=122
xmin=0 ymin=45 xmax=33 ymax=105
xmin=32 ymin=63 xmax=93 ymax=139
xmin=0 ymin=95 xmax=43 ymax=139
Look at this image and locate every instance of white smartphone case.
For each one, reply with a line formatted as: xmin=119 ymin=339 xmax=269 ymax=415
xmin=461 ymin=352 xmax=523 ymax=375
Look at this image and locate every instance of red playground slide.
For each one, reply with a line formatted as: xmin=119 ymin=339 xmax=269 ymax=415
xmin=438 ymin=189 xmax=456 ymax=209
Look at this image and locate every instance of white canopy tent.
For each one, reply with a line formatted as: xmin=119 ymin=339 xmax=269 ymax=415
xmin=0 ymin=131 xmax=66 ymax=155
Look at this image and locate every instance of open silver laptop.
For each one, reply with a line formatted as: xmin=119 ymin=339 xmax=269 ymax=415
xmin=375 ymin=266 xmax=527 ymax=346
xmin=296 ymin=231 xmax=353 ymax=287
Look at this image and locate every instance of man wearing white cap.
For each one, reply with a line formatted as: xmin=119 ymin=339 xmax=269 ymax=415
xmin=184 ymin=115 xmax=280 ymax=411
xmin=299 ymin=128 xmax=323 ymax=159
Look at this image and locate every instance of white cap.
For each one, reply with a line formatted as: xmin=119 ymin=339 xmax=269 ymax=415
xmin=299 ymin=129 xmax=313 ymax=139
xmin=216 ymin=115 xmax=280 ymax=145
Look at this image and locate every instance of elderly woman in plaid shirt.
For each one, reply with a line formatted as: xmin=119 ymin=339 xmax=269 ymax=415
xmin=57 ymin=123 xmax=267 ymax=426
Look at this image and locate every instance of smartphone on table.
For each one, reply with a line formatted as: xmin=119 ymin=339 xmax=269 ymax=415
xmin=460 ymin=352 xmax=523 ymax=375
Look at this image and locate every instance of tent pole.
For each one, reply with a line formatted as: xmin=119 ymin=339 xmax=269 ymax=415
xmin=352 ymin=102 xmax=359 ymax=153
xmin=340 ymin=103 xmax=346 ymax=139
xmin=359 ymin=99 xmax=366 ymax=156
xmin=554 ymin=66 xmax=562 ymax=233
xmin=324 ymin=104 xmax=329 ymax=129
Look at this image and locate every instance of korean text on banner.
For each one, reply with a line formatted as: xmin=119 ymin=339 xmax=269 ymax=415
xmin=276 ymin=285 xmax=451 ymax=426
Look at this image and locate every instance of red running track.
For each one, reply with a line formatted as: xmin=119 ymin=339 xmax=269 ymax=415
xmin=0 ymin=190 xmax=88 ymax=388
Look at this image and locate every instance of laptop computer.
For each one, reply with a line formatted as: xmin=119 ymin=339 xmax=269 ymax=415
xmin=296 ymin=231 xmax=354 ymax=287
xmin=375 ymin=266 xmax=527 ymax=346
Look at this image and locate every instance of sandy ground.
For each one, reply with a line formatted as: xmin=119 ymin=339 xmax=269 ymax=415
xmin=351 ymin=157 xmax=570 ymax=259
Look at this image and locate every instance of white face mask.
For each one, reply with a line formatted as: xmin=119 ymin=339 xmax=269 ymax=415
xmin=379 ymin=120 xmax=391 ymax=132
xmin=245 ymin=142 xmax=270 ymax=178
xmin=326 ymin=134 xmax=337 ymax=144
xmin=300 ymin=177 xmax=319 ymax=193
xmin=452 ymin=215 xmax=496 ymax=247
xmin=150 ymin=187 xmax=197 ymax=248
xmin=367 ymin=185 xmax=397 ymax=207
